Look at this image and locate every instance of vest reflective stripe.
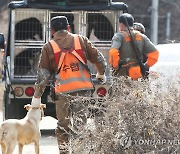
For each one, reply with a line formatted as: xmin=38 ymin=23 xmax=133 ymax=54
xmin=55 ymin=81 xmax=93 ymax=93
xmin=50 ymin=35 xmax=93 ymax=94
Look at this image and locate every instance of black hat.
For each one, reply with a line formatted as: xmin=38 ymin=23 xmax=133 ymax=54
xmin=51 ymin=16 xmax=69 ymax=32
xmin=119 ymin=13 xmax=134 ymax=27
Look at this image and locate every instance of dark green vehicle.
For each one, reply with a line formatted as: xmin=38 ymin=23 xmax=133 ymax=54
xmin=0 ymin=0 xmax=127 ymax=119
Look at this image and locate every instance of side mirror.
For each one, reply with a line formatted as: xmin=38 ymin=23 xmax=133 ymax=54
xmin=0 ymin=33 xmax=5 ymax=49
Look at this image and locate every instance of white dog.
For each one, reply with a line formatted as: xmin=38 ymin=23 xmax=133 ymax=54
xmin=0 ymin=103 xmax=46 ymax=154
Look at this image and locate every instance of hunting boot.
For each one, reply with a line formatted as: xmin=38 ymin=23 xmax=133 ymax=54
xmin=55 ymin=127 xmax=70 ymax=154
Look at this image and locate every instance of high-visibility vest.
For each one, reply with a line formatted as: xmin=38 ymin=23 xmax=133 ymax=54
xmin=50 ymin=34 xmax=94 ymax=94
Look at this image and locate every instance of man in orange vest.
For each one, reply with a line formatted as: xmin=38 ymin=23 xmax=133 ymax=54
xmin=31 ymin=16 xmax=107 ymax=153
xmin=109 ymin=13 xmax=159 ymax=80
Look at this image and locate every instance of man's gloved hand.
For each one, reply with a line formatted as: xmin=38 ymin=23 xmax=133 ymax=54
xmin=31 ymin=96 xmax=41 ymax=107
xmin=96 ymin=73 xmax=107 ymax=84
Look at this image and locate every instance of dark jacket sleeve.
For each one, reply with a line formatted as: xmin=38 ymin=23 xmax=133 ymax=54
xmin=79 ymin=35 xmax=107 ymax=75
xmin=34 ymin=43 xmax=57 ymax=98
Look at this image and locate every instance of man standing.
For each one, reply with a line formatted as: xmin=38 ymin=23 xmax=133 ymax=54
xmin=31 ymin=16 xmax=107 ymax=153
xmin=109 ymin=13 xmax=159 ymax=79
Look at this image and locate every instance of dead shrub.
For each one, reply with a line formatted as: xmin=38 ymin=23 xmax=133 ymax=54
xmin=68 ymin=75 xmax=180 ymax=154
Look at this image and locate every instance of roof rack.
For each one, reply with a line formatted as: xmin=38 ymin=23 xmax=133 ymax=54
xmin=8 ymin=1 xmax=128 ymax=12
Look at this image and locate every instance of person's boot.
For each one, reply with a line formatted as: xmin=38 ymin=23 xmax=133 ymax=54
xmin=55 ymin=127 xmax=70 ymax=154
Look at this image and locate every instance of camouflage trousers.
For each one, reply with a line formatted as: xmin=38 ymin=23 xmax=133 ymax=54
xmin=55 ymin=90 xmax=92 ymax=154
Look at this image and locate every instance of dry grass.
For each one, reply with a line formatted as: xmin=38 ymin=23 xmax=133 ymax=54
xmin=65 ymin=75 xmax=180 ymax=154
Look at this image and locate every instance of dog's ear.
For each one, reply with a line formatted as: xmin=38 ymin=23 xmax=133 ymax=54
xmin=24 ymin=104 xmax=32 ymax=111
xmin=40 ymin=103 xmax=46 ymax=109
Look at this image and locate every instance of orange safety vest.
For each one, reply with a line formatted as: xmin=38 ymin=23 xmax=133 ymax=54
xmin=50 ymin=34 xmax=94 ymax=94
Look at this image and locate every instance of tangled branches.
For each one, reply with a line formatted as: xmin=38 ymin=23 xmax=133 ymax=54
xmin=68 ymin=75 xmax=180 ymax=154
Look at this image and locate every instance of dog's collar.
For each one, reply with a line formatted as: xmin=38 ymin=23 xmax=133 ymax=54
xmin=31 ymin=107 xmax=41 ymax=109
xmin=27 ymin=106 xmax=44 ymax=121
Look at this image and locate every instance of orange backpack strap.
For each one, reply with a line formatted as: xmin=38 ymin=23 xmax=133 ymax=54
xmin=50 ymin=35 xmax=87 ymax=72
xmin=74 ymin=34 xmax=81 ymax=50
xmin=72 ymin=34 xmax=87 ymax=64
xmin=58 ymin=52 xmax=66 ymax=71
xmin=49 ymin=40 xmax=65 ymax=71
xmin=71 ymin=50 xmax=86 ymax=65
xmin=122 ymin=31 xmax=131 ymax=42
xmin=50 ymin=40 xmax=61 ymax=53
xmin=49 ymin=40 xmax=61 ymax=65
